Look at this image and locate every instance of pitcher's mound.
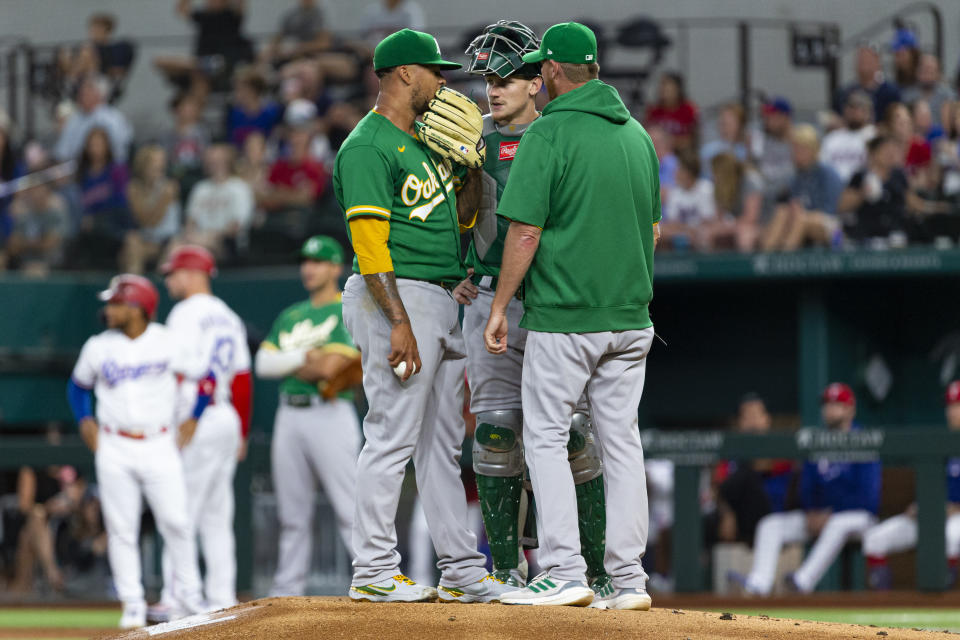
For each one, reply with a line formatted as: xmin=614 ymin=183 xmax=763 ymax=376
xmin=101 ymin=597 xmax=947 ymax=639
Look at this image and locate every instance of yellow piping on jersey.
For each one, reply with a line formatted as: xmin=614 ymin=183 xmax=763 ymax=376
xmin=346 ymin=205 xmax=391 ymax=220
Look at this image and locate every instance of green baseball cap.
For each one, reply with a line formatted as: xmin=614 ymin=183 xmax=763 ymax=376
xmin=300 ymin=235 xmax=344 ymax=264
xmin=522 ymin=22 xmax=598 ymax=65
xmin=373 ymin=29 xmax=462 ymax=71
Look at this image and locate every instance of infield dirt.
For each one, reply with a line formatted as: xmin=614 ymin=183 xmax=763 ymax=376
xmin=97 ymin=596 xmax=957 ymax=639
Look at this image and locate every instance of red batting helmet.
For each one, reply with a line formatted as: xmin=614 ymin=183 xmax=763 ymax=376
xmin=821 ymin=382 xmax=855 ymax=406
xmin=160 ymin=245 xmax=217 ymax=276
xmin=98 ymin=274 xmax=159 ymax=319
xmin=946 ymin=381 xmax=960 ymax=405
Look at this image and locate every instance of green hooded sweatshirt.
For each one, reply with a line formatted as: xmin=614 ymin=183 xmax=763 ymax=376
xmin=496 ymin=78 xmax=660 ymax=333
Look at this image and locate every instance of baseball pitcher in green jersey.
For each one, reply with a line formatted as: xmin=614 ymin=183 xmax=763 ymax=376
xmin=484 ymin=23 xmax=661 ymax=609
xmin=332 ymin=28 xmax=511 ymax=604
xmin=254 ymin=236 xmax=362 ymax=597
xmin=453 ymin=20 xmax=610 ymax=593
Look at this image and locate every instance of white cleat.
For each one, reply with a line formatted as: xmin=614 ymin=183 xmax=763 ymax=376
xmin=500 ymin=574 xmax=595 ymax=607
xmin=349 ymin=574 xmax=438 ymax=603
xmin=588 ymin=587 xmax=652 ymax=611
xmin=438 ymin=573 xmax=514 ymax=603
xmin=119 ymin=601 xmax=147 ymax=629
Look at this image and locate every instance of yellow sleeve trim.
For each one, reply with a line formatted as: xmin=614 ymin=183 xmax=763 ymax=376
xmin=346 ymin=205 xmax=391 ymax=220
xmin=321 ymin=343 xmax=361 ymax=358
xmin=349 ymin=216 xmax=394 ymax=274
xmin=260 ymin=341 xmax=279 ymax=351
xmin=459 ymin=209 xmax=479 ymax=233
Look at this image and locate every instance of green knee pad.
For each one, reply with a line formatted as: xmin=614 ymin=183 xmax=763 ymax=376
xmin=576 ymin=474 xmax=607 ymax=580
xmin=476 ymin=473 xmax=523 ymax=571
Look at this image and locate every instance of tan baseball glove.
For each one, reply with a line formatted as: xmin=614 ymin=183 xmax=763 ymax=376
xmin=320 ymin=354 xmax=363 ymax=400
xmin=419 ymin=87 xmax=486 ymax=169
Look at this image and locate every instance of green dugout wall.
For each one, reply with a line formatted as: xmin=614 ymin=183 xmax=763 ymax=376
xmin=2 ymin=247 xmax=960 ymax=592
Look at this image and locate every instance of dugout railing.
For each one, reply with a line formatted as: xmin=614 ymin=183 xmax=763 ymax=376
xmin=643 ymin=428 xmax=960 ymax=593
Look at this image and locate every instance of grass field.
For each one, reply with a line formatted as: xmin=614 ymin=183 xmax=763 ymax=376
xmin=722 ymin=608 xmax=960 ymax=633
xmin=0 ymin=608 xmax=118 ymax=640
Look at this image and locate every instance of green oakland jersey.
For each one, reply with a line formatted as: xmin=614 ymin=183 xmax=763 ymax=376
xmin=333 ymin=110 xmax=466 ymax=283
xmin=261 ymin=298 xmax=358 ymax=397
xmin=464 ymin=115 xmax=537 ymax=278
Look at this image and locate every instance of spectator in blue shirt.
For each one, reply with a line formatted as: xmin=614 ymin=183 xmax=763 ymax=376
xmin=731 ymin=383 xmax=881 ymax=595
xmin=762 ymin=124 xmax=844 ymax=251
xmin=225 ymin=67 xmax=282 ymax=148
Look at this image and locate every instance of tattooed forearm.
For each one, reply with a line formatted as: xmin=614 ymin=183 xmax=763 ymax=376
xmin=363 ymin=272 xmax=410 ymax=327
xmin=456 ymin=168 xmax=483 ymax=226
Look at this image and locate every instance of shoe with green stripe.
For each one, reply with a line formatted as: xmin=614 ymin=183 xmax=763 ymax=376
xmin=438 ymin=573 xmax=514 ymax=603
xmin=500 ymin=573 xmax=595 ymax=606
xmin=587 ymin=586 xmax=652 ymax=611
xmin=349 ymin=574 xmax=438 ymax=603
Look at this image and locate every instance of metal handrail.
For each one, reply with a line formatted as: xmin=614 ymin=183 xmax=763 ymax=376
xmin=839 ymin=1 xmax=943 ymax=61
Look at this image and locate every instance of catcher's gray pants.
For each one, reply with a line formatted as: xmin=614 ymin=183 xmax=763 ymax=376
xmin=463 ymin=283 xmax=526 ymax=413
xmin=342 ymin=275 xmax=487 ymax=587
xmin=522 ymin=327 xmax=655 ymax=588
xmin=270 ymin=397 xmax=361 ymax=596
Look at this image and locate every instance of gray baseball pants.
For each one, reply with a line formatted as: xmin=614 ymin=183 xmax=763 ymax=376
xmin=522 ymin=327 xmax=654 ymax=588
xmin=342 ymin=275 xmax=487 ymax=588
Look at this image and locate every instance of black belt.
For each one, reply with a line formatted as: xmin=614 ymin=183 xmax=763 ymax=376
xmin=281 ymin=394 xmax=320 ymax=408
xmin=409 ymin=278 xmax=456 ymax=292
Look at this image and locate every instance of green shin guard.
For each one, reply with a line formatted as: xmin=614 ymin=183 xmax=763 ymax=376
xmin=476 ymin=473 xmax=523 ymax=572
xmin=575 ymin=474 xmax=607 ymax=581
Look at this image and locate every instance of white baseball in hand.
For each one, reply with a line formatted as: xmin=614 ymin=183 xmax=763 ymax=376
xmin=393 ymin=361 xmax=417 ymax=378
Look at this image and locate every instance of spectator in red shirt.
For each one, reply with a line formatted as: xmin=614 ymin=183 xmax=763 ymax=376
xmin=645 ymin=72 xmax=699 ymax=152
xmin=261 ymin=103 xmax=329 ymax=236
xmin=881 ymin=102 xmax=930 ymax=175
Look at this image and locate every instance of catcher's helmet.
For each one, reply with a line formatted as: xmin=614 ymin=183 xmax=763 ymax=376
xmin=160 ymin=245 xmax=217 ymax=276
xmin=466 ymin=20 xmax=541 ymax=78
xmin=98 ymin=274 xmax=159 ymax=319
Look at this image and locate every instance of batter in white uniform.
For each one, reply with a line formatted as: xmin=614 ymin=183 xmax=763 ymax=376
xmin=67 ymin=275 xmax=206 ymax=629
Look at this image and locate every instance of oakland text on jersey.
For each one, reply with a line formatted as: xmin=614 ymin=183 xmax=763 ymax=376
xmin=402 ymin=160 xmax=454 ymax=220
xmin=100 ymin=359 xmax=170 ymax=386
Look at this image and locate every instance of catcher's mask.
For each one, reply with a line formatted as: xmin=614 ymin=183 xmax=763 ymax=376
xmin=466 ymin=20 xmax=541 ymax=79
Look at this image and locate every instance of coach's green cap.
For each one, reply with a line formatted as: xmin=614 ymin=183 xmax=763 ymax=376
xmin=373 ymin=29 xmax=462 ymax=71
xmin=300 ymin=235 xmax=344 ymax=264
xmin=522 ymin=22 xmax=598 ymax=65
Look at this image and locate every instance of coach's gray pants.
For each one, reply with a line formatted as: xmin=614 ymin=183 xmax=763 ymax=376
xmin=522 ymin=327 xmax=654 ymax=588
xmin=342 ymin=275 xmax=487 ymax=587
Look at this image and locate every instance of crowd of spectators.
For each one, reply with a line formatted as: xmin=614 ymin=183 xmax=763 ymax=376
xmin=0 ymin=10 xmax=959 ymax=275
xmin=652 ymin=27 xmax=960 ymax=253
xmin=0 ymin=0 xmax=424 ymax=275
